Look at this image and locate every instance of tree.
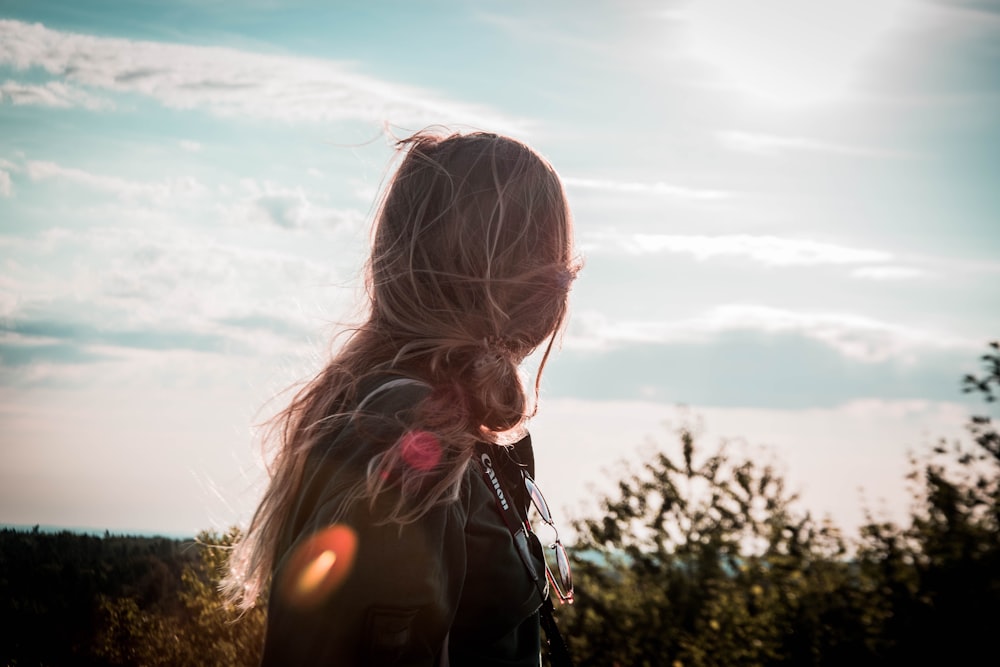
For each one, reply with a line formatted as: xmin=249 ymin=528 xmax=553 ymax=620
xmin=94 ymin=527 xmax=265 ymax=667
xmin=854 ymin=340 xmax=1000 ymax=663
xmin=559 ymin=424 xmax=868 ymax=666
xmin=557 ymin=342 xmax=1000 ymax=666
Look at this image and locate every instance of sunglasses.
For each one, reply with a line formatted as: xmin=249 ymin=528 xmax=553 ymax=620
xmin=523 ymin=473 xmax=574 ymax=605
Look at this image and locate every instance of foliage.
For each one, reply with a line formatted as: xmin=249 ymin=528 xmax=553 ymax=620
xmin=852 ymin=340 xmax=1000 ymax=664
xmin=0 ymin=528 xmax=197 ymax=666
xmin=555 ymin=341 xmax=1000 ymax=666
xmin=0 ymin=527 xmax=264 ymax=666
xmin=559 ymin=427 xmax=866 ymax=666
xmin=92 ymin=527 xmax=265 ymax=667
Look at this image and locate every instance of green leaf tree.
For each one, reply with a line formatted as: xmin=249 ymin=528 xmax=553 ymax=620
xmin=854 ymin=340 xmax=1000 ymax=663
xmin=94 ymin=527 xmax=265 ymax=667
xmin=559 ymin=424 xmax=867 ymax=666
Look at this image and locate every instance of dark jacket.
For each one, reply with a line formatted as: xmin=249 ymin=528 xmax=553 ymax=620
xmin=261 ymin=378 xmax=546 ymax=666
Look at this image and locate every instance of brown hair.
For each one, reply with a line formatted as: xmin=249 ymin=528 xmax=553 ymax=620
xmin=223 ymin=129 xmax=578 ymax=609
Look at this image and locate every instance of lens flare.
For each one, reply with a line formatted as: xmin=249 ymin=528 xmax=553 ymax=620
xmin=278 ymin=524 xmax=358 ymax=610
xmin=400 ymin=430 xmax=441 ymax=472
xmin=295 ymin=549 xmax=337 ymax=596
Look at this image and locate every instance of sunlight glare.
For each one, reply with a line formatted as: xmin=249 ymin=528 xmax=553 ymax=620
xmin=679 ymin=0 xmax=906 ymax=106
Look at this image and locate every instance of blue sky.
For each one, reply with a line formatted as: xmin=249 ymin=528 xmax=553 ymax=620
xmin=1 ymin=0 xmax=998 ymax=537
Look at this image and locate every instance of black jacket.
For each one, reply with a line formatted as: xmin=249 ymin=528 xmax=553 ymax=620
xmin=261 ymin=378 xmax=546 ymax=666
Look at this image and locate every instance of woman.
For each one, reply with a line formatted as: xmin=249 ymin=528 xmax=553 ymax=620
xmin=224 ymin=130 xmax=579 ymax=666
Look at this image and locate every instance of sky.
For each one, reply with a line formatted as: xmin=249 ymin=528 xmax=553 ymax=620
xmin=1 ymin=0 xmax=998 ymax=539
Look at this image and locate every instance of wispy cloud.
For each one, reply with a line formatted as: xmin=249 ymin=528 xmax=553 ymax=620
xmin=0 ymin=19 xmax=523 ymax=131
xmin=0 ymin=170 xmax=11 ymax=197
xmin=14 ymin=153 xmax=363 ymax=233
xmin=474 ymin=11 xmax=609 ymax=55
xmin=850 ymin=265 xmax=928 ymax=280
xmin=2 ymin=319 xmax=229 ymax=355
xmin=585 ymin=232 xmax=892 ymax=266
xmin=220 ymin=178 xmax=366 ymax=232
xmin=563 ymin=176 xmax=730 ymax=201
xmin=26 ymin=159 xmax=207 ymax=203
xmin=717 ymin=130 xmax=911 ymax=158
xmin=694 ymin=305 xmax=972 ymax=362
xmin=0 ymin=79 xmax=113 ymax=111
xmin=567 ymin=303 xmax=977 ymax=363
xmin=0 ymin=225 xmax=352 ymax=362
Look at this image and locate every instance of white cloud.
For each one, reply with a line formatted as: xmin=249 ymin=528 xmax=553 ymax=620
xmin=0 ymin=223 xmax=361 ymax=367
xmin=0 ymin=79 xmax=113 ymax=110
xmin=851 ymin=265 xmax=928 ymax=280
xmin=13 ymin=153 xmax=364 ymax=235
xmin=563 ymin=176 xmax=729 ymax=201
xmin=694 ymin=305 xmax=973 ymax=362
xmin=26 ymin=160 xmax=207 ymax=203
xmin=566 ymin=303 xmax=976 ymax=362
xmin=221 ymin=178 xmax=366 ymax=232
xmin=179 ymin=140 xmax=202 ymax=152
xmin=717 ymin=130 xmax=911 ymax=158
xmin=0 ymin=19 xmax=524 ymax=131
xmin=586 ymin=232 xmax=892 ymax=266
xmin=0 ymin=170 xmax=11 ymax=197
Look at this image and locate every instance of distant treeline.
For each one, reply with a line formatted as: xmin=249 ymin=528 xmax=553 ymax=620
xmin=1 ymin=525 xmax=265 ymax=667
xmin=2 ymin=342 xmax=998 ymax=666
xmin=0 ymin=528 xmax=201 ymax=666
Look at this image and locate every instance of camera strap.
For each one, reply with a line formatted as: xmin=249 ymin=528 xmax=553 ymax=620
xmin=474 ymin=443 xmax=574 ymax=667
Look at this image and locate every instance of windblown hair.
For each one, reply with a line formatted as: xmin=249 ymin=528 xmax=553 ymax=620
xmin=223 ymin=129 xmax=578 ymax=609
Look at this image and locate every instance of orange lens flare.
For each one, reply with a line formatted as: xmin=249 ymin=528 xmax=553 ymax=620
xmin=278 ymin=524 xmax=358 ymax=610
xmin=294 ymin=549 xmax=337 ymax=596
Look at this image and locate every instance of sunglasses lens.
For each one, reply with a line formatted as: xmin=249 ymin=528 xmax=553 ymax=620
xmin=524 ymin=475 xmax=552 ymax=523
xmin=524 ymin=474 xmax=574 ymax=604
xmin=555 ymin=543 xmax=572 ymax=594
xmin=544 ymin=560 xmax=573 ymax=604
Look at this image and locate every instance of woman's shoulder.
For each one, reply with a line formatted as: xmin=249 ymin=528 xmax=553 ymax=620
xmin=292 ymin=375 xmax=440 ymax=529
xmin=356 ymin=374 xmax=432 ymax=414
xmin=346 ymin=374 xmax=432 ymax=441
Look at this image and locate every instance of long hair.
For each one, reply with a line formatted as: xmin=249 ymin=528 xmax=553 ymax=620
xmin=222 ymin=129 xmax=578 ymax=609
